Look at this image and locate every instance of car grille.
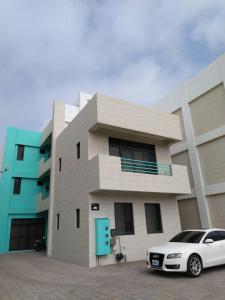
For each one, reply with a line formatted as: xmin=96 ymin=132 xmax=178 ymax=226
xmin=149 ymin=253 xmax=164 ymax=268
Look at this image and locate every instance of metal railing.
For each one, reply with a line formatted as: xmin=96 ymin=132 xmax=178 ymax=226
xmin=42 ymin=188 xmax=50 ymax=200
xmin=44 ymin=150 xmax=51 ymax=162
xmin=121 ymin=158 xmax=172 ymax=176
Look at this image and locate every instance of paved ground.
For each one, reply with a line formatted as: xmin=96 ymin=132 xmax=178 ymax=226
xmin=0 ymin=252 xmax=225 ymax=300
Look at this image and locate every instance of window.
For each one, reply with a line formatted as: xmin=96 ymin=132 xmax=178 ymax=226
xmin=76 ymin=142 xmax=80 ymax=159
xmin=13 ymin=178 xmax=21 ymax=194
xmin=58 ymin=158 xmax=62 ymax=172
xmin=170 ymin=231 xmax=205 ymax=243
xmin=114 ymin=203 xmax=134 ymax=235
xmin=109 ymin=137 xmax=156 ymax=162
xmin=76 ymin=209 xmax=80 ymax=228
xmin=56 ymin=214 xmax=60 ymax=230
xmin=39 ymin=148 xmax=45 ymax=154
xmin=145 ymin=203 xmax=163 ymax=234
xmin=17 ymin=145 xmax=24 ymax=160
xmin=204 ymin=231 xmax=225 ymax=242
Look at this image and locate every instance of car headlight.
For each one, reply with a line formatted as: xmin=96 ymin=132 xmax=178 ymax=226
xmin=167 ymin=253 xmax=182 ymax=259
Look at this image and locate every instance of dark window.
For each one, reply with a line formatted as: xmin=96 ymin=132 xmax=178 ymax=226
xmin=114 ymin=203 xmax=134 ymax=235
xmin=170 ymin=231 xmax=205 ymax=243
xmin=59 ymin=158 xmax=62 ymax=172
xmin=76 ymin=209 xmax=80 ymax=228
xmin=77 ymin=142 xmax=80 ymax=159
xmin=109 ymin=137 xmax=156 ymax=162
xmin=39 ymin=149 xmax=45 ymax=154
xmin=37 ymin=180 xmax=43 ymax=186
xmin=17 ymin=145 xmax=24 ymax=160
xmin=13 ymin=178 xmax=21 ymax=194
xmin=109 ymin=138 xmax=157 ymax=174
xmin=56 ymin=214 xmax=60 ymax=230
xmin=145 ymin=203 xmax=163 ymax=234
xmin=204 ymin=231 xmax=225 ymax=242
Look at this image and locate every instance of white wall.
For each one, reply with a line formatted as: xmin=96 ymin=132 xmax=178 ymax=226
xmin=89 ymin=192 xmax=181 ymax=267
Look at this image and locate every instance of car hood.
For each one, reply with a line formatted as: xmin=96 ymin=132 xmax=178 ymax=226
xmin=148 ymin=242 xmax=199 ymax=254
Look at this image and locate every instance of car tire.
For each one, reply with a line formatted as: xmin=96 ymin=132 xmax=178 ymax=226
xmin=187 ymin=254 xmax=202 ymax=277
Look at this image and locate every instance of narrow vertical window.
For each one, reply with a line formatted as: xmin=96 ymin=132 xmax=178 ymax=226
xmin=76 ymin=209 xmax=80 ymax=228
xmin=59 ymin=158 xmax=62 ymax=172
xmin=17 ymin=145 xmax=24 ymax=160
xmin=76 ymin=142 xmax=80 ymax=160
xmin=56 ymin=214 xmax=60 ymax=230
xmin=13 ymin=178 xmax=21 ymax=194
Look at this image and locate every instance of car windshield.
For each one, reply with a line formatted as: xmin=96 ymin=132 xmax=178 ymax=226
xmin=169 ymin=231 xmax=205 ymax=243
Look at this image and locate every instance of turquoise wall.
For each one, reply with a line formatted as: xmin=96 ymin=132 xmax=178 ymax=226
xmin=0 ymin=127 xmax=46 ymax=253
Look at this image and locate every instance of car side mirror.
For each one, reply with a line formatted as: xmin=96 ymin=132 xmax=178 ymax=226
xmin=205 ymin=238 xmax=214 ymax=244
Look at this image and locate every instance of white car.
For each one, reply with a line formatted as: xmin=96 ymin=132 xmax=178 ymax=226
xmin=146 ymin=228 xmax=225 ymax=277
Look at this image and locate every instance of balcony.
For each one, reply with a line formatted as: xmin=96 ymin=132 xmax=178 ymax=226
xmin=87 ymin=94 xmax=182 ymax=143
xmin=36 ymin=190 xmax=50 ymax=213
xmin=88 ymin=155 xmax=191 ymax=195
xmin=38 ymin=157 xmax=51 ymax=177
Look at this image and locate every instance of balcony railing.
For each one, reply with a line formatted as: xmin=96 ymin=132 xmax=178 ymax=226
xmin=121 ymin=158 xmax=172 ymax=176
xmin=42 ymin=188 xmax=50 ymax=200
xmin=44 ymin=150 xmax=51 ymax=162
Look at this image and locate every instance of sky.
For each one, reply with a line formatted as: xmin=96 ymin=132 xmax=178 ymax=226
xmin=1 ymin=0 xmax=225 ymax=147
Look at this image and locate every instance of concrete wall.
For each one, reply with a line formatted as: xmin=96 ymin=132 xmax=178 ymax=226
xmin=52 ymin=100 xmax=96 ymax=265
xmin=89 ymin=192 xmax=181 ymax=267
xmin=91 ymin=93 xmax=183 ymax=142
xmin=173 ymin=109 xmax=186 ymax=140
xmin=88 ymin=155 xmax=190 ymax=195
xmin=154 ymin=52 xmax=225 ymax=229
xmin=172 ymin=151 xmax=194 ymax=189
xmin=178 ymin=198 xmax=201 ymax=230
xmin=189 ymin=84 xmax=225 ymax=137
xmin=198 ymin=137 xmax=225 ymax=185
xmin=207 ymin=193 xmax=225 ymax=228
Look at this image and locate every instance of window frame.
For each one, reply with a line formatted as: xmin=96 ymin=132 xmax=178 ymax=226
xmin=17 ymin=145 xmax=24 ymax=161
xmin=114 ymin=202 xmax=134 ymax=236
xmin=144 ymin=203 xmax=163 ymax=234
xmin=13 ymin=177 xmax=21 ymax=195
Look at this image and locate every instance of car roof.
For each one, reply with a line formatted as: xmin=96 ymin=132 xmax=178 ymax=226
xmin=184 ymin=228 xmax=225 ymax=233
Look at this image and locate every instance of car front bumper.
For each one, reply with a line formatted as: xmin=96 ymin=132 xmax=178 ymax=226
xmin=146 ymin=256 xmax=187 ymax=272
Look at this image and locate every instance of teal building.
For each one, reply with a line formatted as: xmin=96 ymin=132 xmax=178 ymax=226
xmin=0 ymin=127 xmax=47 ymax=253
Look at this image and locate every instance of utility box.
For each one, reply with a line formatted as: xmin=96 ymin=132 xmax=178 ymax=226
xmin=95 ymin=218 xmax=110 ymax=256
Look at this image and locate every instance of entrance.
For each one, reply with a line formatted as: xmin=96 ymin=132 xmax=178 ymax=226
xmin=9 ymin=218 xmax=46 ymax=251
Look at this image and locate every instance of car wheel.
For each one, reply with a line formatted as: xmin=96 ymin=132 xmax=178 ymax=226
xmin=187 ymin=254 xmax=202 ymax=277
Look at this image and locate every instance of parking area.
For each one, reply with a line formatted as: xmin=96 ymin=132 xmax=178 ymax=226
xmin=0 ymin=252 xmax=225 ymax=300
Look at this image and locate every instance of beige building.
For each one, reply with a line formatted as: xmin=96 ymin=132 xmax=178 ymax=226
xmin=51 ymin=93 xmax=190 ymax=267
xmin=36 ymin=92 xmax=93 ymax=256
xmin=155 ymin=53 xmax=225 ymax=231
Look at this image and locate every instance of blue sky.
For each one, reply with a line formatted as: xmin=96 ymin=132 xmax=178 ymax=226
xmin=1 ymin=0 xmax=225 ymax=147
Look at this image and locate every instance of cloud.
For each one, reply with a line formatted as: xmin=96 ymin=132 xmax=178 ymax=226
xmin=0 ymin=0 xmax=225 ymax=146
xmin=191 ymin=1 xmax=225 ymax=51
